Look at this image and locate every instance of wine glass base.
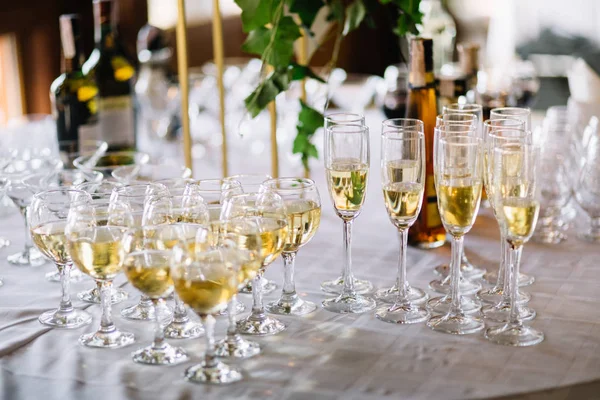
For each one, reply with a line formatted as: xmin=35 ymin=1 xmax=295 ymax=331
xmin=218 ymin=301 xmax=246 ymax=316
xmin=38 ymin=308 xmax=92 ymax=329
xmin=320 ymin=276 xmax=373 ymax=295
xmin=8 ymin=249 xmax=46 ymax=267
xmin=0 ymin=236 xmax=10 ymax=248
xmin=78 ymin=286 xmax=129 ymax=305
xmin=121 ymin=301 xmax=172 ymax=321
xmin=485 ymin=324 xmax=544 ymax=346
xmin=131 ymin=343 xmax=188 ymax=365
xmin=483 ymin=270 xmax=534 ymax=287
xmin=433 ymin=264 xmax=486 ymax=280
xmin=477 ymin=287 xmax=531 ymax=305
xmin=375 ymin=303 xmax=430 ymax=324
xmin=80 ymin=329 xmax=135 ymax=349
xmin=215 ymin=336 xmax=261 ymax=359
xmin=426 ymin=295 xmax=481 ymax=315
xmin=237 ymin=314 xmax=286 ymax=336
xmin=427 ymin=312 xmax=485 ymax=335
xmin=239 ymin=278 xmax=277 ymax=295
xmin=429 ymin=276 xmax=481 ymax=295
xmin=265 ymin=297 xmax=317 ymax=316
xmin=322 ymin=293 xmax=376 ymax=314
xmin=45 ymin=268 xmax=84 ymax=283
xmin=578 ymin=231 xmax=600 ymax=243
xmin=164 ymin=319 xmax=204 ymax=339
xmin=482 ymin=303 xmax=536 ymax=323
xmin=375 ymin=285 xmax=428 ymax=304
xmin=184 ymin=361 xmax=243 ymax=385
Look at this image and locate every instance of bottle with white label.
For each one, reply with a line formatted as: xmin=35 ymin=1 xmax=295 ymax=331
xmin=51 ymin=14 xmax=100 ymax=149
xmin=83 ymin=0 xmax=136 ymax=151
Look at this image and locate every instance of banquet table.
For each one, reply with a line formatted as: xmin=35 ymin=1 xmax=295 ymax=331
xmin=1 ymin=110 xmax=600 ymax=400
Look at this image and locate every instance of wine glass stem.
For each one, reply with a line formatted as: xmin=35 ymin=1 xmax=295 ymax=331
xmin=495 ymin=237 xmax=507 ymax=288
xmin=341 ymin=219 xmax=355 ymax=296
xmin=99 ymin=280 xmax=116 ymax=334
xmin=226 ymin=295 xmax=238 ymax=339
xmin=151 ymin=299 xmax=166 ymax=350
xmin=500 ymin=239 xmax=511 ymax=302
xmin=173 ymin=294 xmax=189 ymax=323
xmin=508 ymin=243 xmax=523 ymax=326
xmin=280 ymin=251 xmax=298 ymax=303
xmin=201 ymin=314 xmax=217 ymax=368
xmin=58 ymin=263 xmax=74 ymax=313
xmin=251 ymin=272 xmax=265 ymax=317
xmin=395 ymin=228 xmax=409 ymax=302
xmin=21 ymin=206 xmax=33 ymax=254
xmin=449 ymin=234 xmax=464 ymax=314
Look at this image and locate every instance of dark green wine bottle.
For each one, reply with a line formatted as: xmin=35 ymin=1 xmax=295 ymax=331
xmin=83 ymin=0 xmax=136 ymax=152
xmin=51 ymin=14 xmax=99 ymax=148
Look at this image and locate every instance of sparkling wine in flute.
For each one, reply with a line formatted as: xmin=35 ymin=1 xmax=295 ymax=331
xmin=174 ymin=277 xmax=237 ymax=316
xmin=283 ymin=200 xmax=321 ymax=252
xmin=501 ymin=198 xmax=540 ymax=245
xmin=383 ymin=182 xmax=423 ymax=229
xmin=124 ymin=251 xmax=173 ymax=299
xmin=386 ymin=159 xmax=420 ymax=183
xmin=326 ymin=159 xmax=368 ymax=218
xmin=67 ymin=226 xmax=127 ymax=280
xmin=31 ymin=221 xmax=69 ymax=264
xmin=437 ymin=178 xmax=482 ymax=235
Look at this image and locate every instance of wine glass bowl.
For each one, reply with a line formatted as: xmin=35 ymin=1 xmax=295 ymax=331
xmin=112 ymin=162 xmax=192 ymax=184
xmin=73 ymin=151 xmax=150 ymax=180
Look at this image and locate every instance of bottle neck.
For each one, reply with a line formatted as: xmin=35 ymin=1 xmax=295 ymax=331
xmin=94 ymin=1 xmax=118 ymax=50
xmin=62 ymin=50 xmax=85 ymax=74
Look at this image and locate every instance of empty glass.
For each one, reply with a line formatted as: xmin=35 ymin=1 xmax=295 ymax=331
xmin=58 ymin=140 xmax=108 ymax=169
xmin=112 ymin=162 xmax=192 ymax=184
xmin=574 ymin=157 xmax=600 ymax=242
xmin=73 ymin=151 xmax=150 ymax=180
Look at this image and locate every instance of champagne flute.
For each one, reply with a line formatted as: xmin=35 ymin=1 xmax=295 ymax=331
xmin=427 ymin=135 xmax=485 ymax=335
xmin=322 ymin=124 xmax=376 ymax=314
xmin=262 ymin=178 xmax=321 ymax=316
xmin=485 ymin=143 xmax=543 ymax=346
xmin=110 ymin=183 xmax=172 ymax=321
xmin=66 ymin=201 xmax=135 ymax=348
xmin=226 ymin=192 xmax=289 ymax=335
xmin=122 ymin=226 xmax=188 ymax=365
xmin=143 ymin=195 xmax=207 ymax=339
xmin=376 ymin=119 xmax=429 ymax=324
xmin=223 ymin=174 xmax=278 ymax=296
xmin=320 ymin=112 xmax=374 ymax=295
xmin=74 ymin=181 xmax=129 ymax=304
xmin=172 ymin=248 xmax=244 ymax=384
xmin=30 ymin=188 xmax=93 ymax=328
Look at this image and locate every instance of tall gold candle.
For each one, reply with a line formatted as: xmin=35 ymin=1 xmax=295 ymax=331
xmin=212 ymin=0 xmax=229 ymax=177
xmin=176 ymin=0 xmax=193 ymax=172
xmin=299 ymin=31 xmax=309 ymax=178
xmin=269 ymin=99 xmax=279 ymax=178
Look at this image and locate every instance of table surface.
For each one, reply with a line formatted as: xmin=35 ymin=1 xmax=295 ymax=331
xmin=1 ymin=111 xmax=599 ymax=400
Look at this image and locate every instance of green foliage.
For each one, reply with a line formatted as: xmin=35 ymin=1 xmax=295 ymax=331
xmin=236 ymin=0 xmax=422 ymax=172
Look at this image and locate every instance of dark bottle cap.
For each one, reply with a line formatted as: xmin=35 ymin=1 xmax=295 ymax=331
xmin=59 ymin=14 xmax=81 ymax=60
xmin=409 ymin=38 xmax=434 ymax=87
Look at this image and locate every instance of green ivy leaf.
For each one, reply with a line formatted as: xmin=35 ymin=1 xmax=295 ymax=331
xmin=241 ymin=17 xmax=301 ymax=68
xmin=244 ymin=68 xmax=292 ymax=117
xmin=290 ymin=63 xmax=326 ymax=83
xmin=326 ymin=0 xmax=345 ymax=22
xmin=288 ymin=0 xmax=325 ymax=30
xmin=293 ymin=101 xmax=323 ymax=169
xmin=235 ymin=0 xmax=281 ymax=32
xmin=343 ymin=0 xmax=367 ymax=35
xmin=241 ymin=27 xmax=271 ymax=55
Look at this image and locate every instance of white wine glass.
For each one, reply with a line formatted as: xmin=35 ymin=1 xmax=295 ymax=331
xmin=30 ymin=188 xmax=93 ymax=328
xmin=376 ymin=119 xmax=429 ymax=324
xmin=321 ymin=112 xmax=373 ymax=295
xmin=74 ymin=181 xmax=129 ymax=304
xmin=262 ymin=178 xmax=321 ymax=316
xmin=574 ymin=157 xmax=600 ymax=242
xmin=172 ymin=248 xmax=244 ymax=384
xmin=184 ymin=179 xmax=243 ymax=222
xmin=73 ymin=150 xmax=150 ymax=180
xmin=66 ymin=201 xmax=135 ymax=348
xmin=485 ymin=143 xmax=543 ymax=346
xmin=122 ymin=226 xmax=188 ymax=365
xmin=225 ymin=192 xmax=289 ymax=335
xmin=323 ymin=124 xmax=376 ymax=314
xmin=427 ymin=135 xmax=485 ymax=335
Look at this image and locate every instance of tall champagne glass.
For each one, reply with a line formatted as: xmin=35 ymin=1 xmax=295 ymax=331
xmin=262 ymin=178 xmax=321 ymax=316
xmin=485 ymin=143 xmax=543 ymax=346
xmin=376 ymin=120 xmax=429 ymax=324
xmin=74 ymin=181 xmax=129 ymax=304
xmin=322 ymin=124 xmax=376 ymax=314
xmin=122 ymin=226 xmax=188 ymax=365
xmin=30 ymin=188 xmax=92 ymax=328
xmin=224 ymin=174 xmax=278 ymax=295
xmin=172 ymin=248 xmax=244 ymax=384
xmin=426 ymin=135 xmax=485 ymax=335
xmin=66 ymin=201 xmax=135 ymax=348
xmin=320 ymin=112 xmax=373 ymax=295
xmin=225 ymin=192 xmax=289 ymax=335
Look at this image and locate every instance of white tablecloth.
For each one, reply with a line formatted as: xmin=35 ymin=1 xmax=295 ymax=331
xmin=1 ymin=110 xmax=599 ymax=400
